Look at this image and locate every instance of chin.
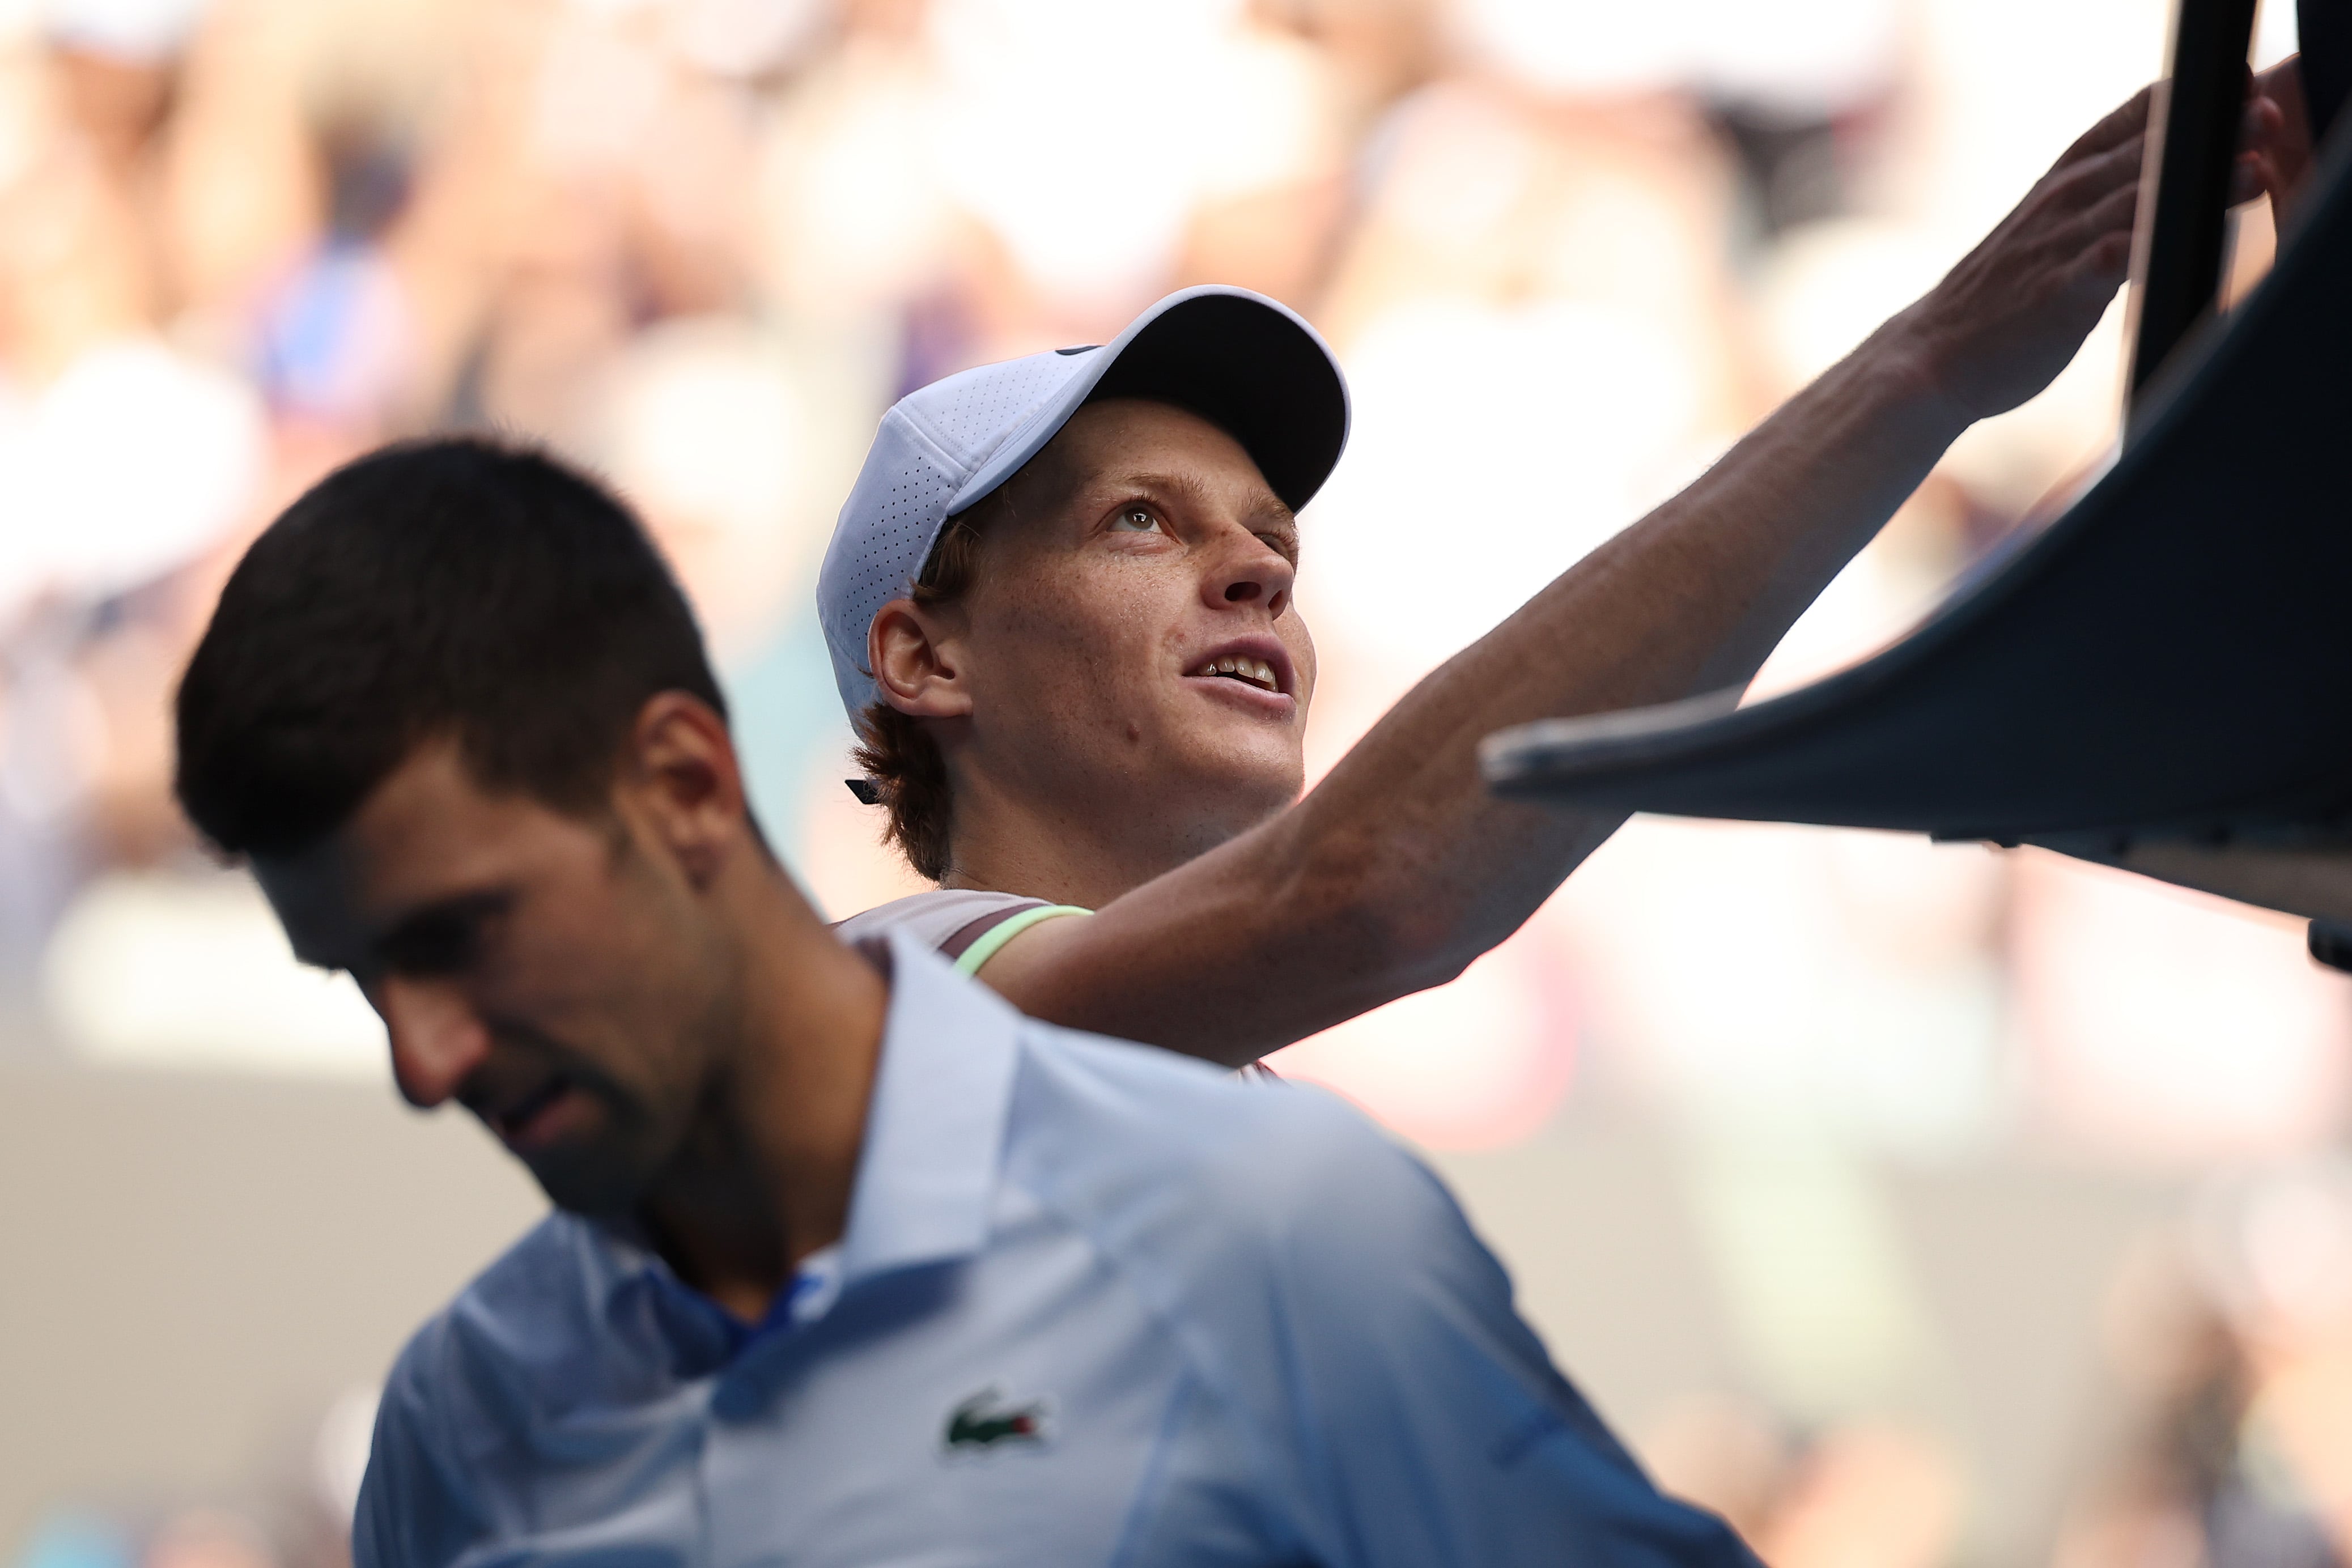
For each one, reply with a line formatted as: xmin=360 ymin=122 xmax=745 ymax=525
xmin=1168 ymin=748 xmax=1302 ymax=849
xmin=528 ymin=1144 xmax=657 ymax=1221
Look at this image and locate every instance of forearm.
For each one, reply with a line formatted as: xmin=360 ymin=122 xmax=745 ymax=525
xmin=1503 ymin=318 xmax=1963 ymax=704
xmin=999 ymin=325 xmax=1968 ymax=1063
xmin=1250 ymin=318 xmax=1970 ymax=989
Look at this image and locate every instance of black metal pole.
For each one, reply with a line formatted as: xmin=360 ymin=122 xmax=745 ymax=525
xmin=2303 ymin=0 xmax=2351 ymax=147
xmin=2125 ymin=0 xmax=2261 ymax=416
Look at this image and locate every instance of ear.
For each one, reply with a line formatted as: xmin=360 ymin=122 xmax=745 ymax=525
xmin=620 ymin=692 xmax=751 ymax=887
xmin=869 ymin=598 xmax=974 ymax=720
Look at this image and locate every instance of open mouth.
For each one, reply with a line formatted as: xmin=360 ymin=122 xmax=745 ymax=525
xmin=1188 ymin=654 xmax=1281 ymax=694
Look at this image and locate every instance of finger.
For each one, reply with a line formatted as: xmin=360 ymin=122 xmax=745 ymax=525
xmin=2063 ymin=183 xmax=2142 ymax=284
xmin=2251 ymin=60 xmax=2314 ymax=169
xmin=2230 ymin=147 xmax=2266 ymax=206
xmin=2079 ymin=224 xmax=2136 ymax=284
xmin=2045 ymin=129 xmax=2147 ymax=209
xmin=2076 ymin=177 xmax=2141 ymax=241
xmin=2051 ymin=180 xmax=2139 ymax=276
xmin=2251 ymin=149 xmax=2305 ymax=214
xmin=2088 ymin=220 xmax=2145 ymax=282
xmin=2061 ymin=83 xmax=2157 ymax=163
xmin=2255 ymin=53 xmax=2305 ymax=114
xmin=2243 ymin=95 xmax=2280 ymax=148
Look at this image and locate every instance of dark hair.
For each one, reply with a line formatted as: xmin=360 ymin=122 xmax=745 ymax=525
xmin=175 ymin=436 xmax=729 ymax=857
xmin=850 ymin=506 xmax=989 ymax=882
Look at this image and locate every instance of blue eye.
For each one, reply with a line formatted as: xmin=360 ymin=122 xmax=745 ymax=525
xmin=1109 ymin=506 xmax=1163 ymax=534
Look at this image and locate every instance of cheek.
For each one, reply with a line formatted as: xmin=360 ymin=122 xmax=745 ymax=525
xmin=973 ymin=566 xmax=1170 ymax=715
xmin=1287 ymin=614 xmax=1317 ymax=708
xmin=502 ymin=875 xmax=692 ymax=1049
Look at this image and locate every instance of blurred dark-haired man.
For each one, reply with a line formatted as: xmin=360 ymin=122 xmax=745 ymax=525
xmin=176 ymin=437 xmax=1763 ymax=1567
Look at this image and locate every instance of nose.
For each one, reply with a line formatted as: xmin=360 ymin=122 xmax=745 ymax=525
xmin=1203 ymin=526 xmax=1293 ymax=620
xmin=376 ymin=976 xmax=492 ymax=1108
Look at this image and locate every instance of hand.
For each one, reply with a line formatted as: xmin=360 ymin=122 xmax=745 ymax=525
xmin=1892 ymin=88 xmax=2151 ymax=423
xmin=2245 ymin=56 xmax=2315 ymax=226
xmin=1896 ymin=71 xmax=2313 ymax=425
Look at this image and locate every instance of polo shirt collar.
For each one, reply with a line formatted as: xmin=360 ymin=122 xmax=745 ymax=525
xmin=834 ymin=928 xmax=1022 ymax=1286
xmin=582 ymin=929 xmax=1021 ymax=1366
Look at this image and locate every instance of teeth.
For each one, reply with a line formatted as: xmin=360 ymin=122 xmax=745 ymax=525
xmin=1198 ymin=655 xmax=1277 ymax=691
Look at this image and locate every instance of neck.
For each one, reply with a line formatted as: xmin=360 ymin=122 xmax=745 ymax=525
xmin=638 ymin=862 xmax=889 ymax=1325
xmin=937 ymin=770 xmax=1246 ymax=910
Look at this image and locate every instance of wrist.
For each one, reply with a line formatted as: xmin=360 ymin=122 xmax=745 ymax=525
xmin=1853 ymin=302 xmax=1979 ymax=441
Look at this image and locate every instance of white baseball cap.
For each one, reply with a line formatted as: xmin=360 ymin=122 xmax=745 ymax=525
xmin=816 ymin=285 xmax=1350 ymax=720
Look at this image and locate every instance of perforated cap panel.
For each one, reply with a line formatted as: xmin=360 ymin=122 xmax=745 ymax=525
xmin=818 ymin=287 xmax=1351 ymax=721
xmin=817 ymin=350 xmax=1086 ymax=717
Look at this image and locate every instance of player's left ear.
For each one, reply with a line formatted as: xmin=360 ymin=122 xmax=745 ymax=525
xmin=869 ymin=598 xmax=974 ymax=721
xmin=621 ymin=692 xmax=750 ymax=886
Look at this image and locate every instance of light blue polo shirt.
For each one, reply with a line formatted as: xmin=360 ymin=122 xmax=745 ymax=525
xmin=355 ymin=930 xmax=1756 ymax=1568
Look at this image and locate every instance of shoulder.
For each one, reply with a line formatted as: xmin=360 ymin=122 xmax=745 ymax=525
xmin=357 ymin=1215 xmax=607 ymax=1531
xmin=834 ymin=888 xmax=1044 ymax=951
xmin=436 ymin=1210 xmax=617 ymax=1388
xmin=1003 ymin=1020 xmax=1465 ymax=1285
xmin=998 ymin=1026 xmax=1569 ymax=1477
xmin=372 ymin=1210 xmax=589 ymax=1413
xmin=355 ymin=1310 xmax=470 ymax=1568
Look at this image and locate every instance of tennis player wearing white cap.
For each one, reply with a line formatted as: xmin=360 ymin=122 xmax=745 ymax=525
xmin=821 ymin=85 xmax=2306 ymax=1065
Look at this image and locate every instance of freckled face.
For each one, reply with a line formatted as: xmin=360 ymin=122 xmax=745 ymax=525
xmin=944 ymin=400 xmax=1317 ymax=860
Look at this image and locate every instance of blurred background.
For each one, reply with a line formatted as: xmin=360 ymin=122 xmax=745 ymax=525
xmin=1 ymin=0 xmax=2344 ymax=1561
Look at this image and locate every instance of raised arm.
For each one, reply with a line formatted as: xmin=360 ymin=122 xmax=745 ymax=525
xmin=982 ymin=86 xmax=2258 ymax=1065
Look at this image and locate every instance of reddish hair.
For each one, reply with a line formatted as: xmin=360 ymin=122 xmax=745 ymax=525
xmin=850 ymin=501 xmax=995 ymax=880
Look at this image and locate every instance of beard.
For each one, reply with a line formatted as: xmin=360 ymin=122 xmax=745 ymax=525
xmin=511 ymin=1070 xmax=669 ymax=1219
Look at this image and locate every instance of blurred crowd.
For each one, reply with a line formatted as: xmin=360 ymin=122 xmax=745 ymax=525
xmin=2 ymin=0 xmax=2346 ymax=1561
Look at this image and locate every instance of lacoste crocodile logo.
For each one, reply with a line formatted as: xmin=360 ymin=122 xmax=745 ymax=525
xmin=944 ymin=1386 xmax=1051 ymax=1452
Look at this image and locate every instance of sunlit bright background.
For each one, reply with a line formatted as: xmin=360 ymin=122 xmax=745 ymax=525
xmin=2 ymin=0 xmax=2344 ymax=1563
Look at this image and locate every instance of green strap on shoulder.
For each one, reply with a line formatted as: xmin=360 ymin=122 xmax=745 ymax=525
xmin=954 ymin=904 xmax=1092 ymax=976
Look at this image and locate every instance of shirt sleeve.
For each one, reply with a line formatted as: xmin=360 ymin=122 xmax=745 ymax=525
xmin=1251 ymin=1108 xmax=1763 ymax=1568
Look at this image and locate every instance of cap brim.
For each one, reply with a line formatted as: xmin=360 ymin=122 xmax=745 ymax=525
xmin=951 ymin=286 xmax=1349 ymax=517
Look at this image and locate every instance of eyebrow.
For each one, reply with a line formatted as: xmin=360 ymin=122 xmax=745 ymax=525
xmin=367 ymin=888 xmax=515 ymax=968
